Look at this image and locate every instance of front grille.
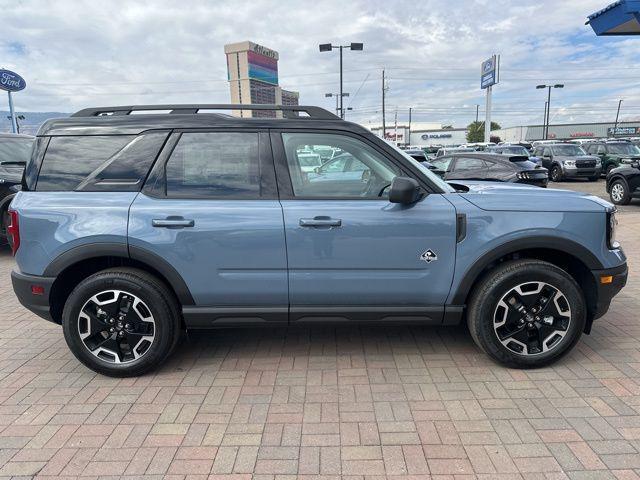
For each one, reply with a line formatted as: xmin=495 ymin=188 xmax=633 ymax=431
xmin=576 ymin=160 xmax=596 ymax=168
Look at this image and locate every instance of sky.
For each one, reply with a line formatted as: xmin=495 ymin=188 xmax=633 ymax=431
xmin=1 ymin=0 xmax=639 ymax=129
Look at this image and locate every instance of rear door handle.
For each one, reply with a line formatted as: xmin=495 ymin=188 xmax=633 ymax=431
xmin=152 ymin=217 xmax=195 ymax=228
xmin=299 ymin=216 xmax=342 ymax=228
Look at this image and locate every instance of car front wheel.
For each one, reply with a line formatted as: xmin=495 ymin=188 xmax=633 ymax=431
xmin=550 ymin=165 xmax=563 ymax=182
xmin=62 ymin=268 xmax=181 ymax=377
xmin=467 ymin=259 xmax=586 ymax=368
xmin=609 ymin=179 xmax=631 ymax=205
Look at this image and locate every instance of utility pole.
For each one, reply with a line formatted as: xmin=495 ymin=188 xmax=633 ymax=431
xmin=394 ymin=109 xmax=398 ymax=145
xmin=381 ymin=69 xmax=386 ymax=140
xmin=475 ymin=104 xmax=479 ymax=124
xmin=613 ymin=99 xmax=623 ymax=137
xmin=408 ymin=107 xmax=412 ymax=146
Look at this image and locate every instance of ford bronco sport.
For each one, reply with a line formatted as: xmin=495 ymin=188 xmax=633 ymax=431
xmin=10 ymin=104 xmax=627 ymax=377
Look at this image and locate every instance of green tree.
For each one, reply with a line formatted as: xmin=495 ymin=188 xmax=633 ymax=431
xmin=466 ymin=121 xmax=501 ymax=143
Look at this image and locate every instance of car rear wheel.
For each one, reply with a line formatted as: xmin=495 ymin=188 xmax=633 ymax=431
xmin=62 ymin=268 xmax=181 ymax=377
xmin=550 ymin=165 xmax=563 ymax=182
xmin=606 ymin=164 xmax=616 ymax=175
xmin=609 ymin=179 xmax=631 ymax=205
xmin=0 ymin=207 xmax=9 ymax=246
xmin=467 ymin=259 xmax=586 ymax=368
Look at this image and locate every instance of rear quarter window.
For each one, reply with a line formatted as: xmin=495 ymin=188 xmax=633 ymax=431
xmin=36 ymin=133 xmax=168 ymax=192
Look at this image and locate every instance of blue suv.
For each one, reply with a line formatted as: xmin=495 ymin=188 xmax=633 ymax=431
xmin=9 ymin=104 xmax=628 ymax=376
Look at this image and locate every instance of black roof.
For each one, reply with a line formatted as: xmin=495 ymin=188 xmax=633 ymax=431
xmin=39 ymin=104 xmax=359 ymax=136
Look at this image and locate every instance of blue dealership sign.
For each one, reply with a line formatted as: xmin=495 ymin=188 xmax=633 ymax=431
xmin=480 ymin=55 xmax=499 ymax=89
xmin=0 ymin=69 xmax=26 ymax=92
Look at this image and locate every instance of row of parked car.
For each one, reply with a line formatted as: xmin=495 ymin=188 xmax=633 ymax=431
xmin=401 ymin=140 xmax=640 ymax=205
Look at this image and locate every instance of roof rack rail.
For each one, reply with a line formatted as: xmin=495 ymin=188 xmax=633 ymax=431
xmin=71 ymin=104 xmax=340 ymax=120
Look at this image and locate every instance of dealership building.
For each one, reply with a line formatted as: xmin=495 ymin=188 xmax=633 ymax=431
xmin=495 ymin=121 xmax=640 ymax=143
xmin=224 ymin=41 xmax=299 ymax=117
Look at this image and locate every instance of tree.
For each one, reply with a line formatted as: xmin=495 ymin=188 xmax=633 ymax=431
xmin=466 ymin=121 xmax=501 ymax=143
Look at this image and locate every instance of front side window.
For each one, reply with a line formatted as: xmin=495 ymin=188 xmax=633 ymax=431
xmin=165 ymin=132 xmax=260 ymax=198
xmin=607 ymin=143 xmax=640 ymax=155
xmin=282 ymin=133 xmax=400 ymax=198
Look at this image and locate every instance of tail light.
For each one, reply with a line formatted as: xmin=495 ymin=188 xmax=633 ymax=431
xmin=7 ymin=209 xmax=20 ymax=255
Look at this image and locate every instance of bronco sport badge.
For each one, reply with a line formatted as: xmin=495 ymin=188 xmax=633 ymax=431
xmin=420 ymin=249 xmax=438 ymax=263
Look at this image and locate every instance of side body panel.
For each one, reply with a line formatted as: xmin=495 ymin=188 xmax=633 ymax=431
xmin=11 ymin=191 xmax=136 ymax=275
xmin=128 ymin=194 xmax=288 ymax=308
xmin=281 ymin=195 xmax=457 ymax=308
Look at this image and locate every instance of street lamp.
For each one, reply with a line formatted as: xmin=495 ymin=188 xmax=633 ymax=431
xmin=325 ymin=92 xmax=349 ymax=117
xmin=536 ymin=84 xmax=564 ymax=140
xmin=319 ymin=42 xmax=363 ymax=119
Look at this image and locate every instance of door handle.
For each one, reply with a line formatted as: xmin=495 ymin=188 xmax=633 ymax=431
xmin=299 ymin=216 xmax=342 ymax=228
xmin=152 ymin=217 xmax=195 ymax=228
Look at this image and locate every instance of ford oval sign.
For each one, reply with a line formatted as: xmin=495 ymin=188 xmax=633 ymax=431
xmin=0 ymin=69 xmax=26 ymax=92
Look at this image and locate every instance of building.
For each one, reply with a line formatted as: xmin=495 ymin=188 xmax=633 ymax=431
xmin=368 ymin=123 xmax=468 ymax=147
xmin=224 ymin=41 xmax=299 ymax=117
xmin=495 ymin=120 xmax=640 ymax=143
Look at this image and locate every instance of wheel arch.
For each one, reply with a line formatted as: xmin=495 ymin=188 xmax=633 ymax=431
xmin=46 ymin=243 xmax=194 ymax=324
xmin=451 ymin=237 xmax=601 ymax=330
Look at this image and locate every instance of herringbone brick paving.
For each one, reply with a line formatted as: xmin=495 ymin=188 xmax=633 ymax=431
xmin=0 ymin=181 xmax=639 ymax=479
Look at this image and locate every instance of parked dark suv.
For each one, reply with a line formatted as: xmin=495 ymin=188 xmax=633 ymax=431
xmin=533 ymin=143 xmax=602 ymax=182
xmin=10 ymin=104 xmax=627 ymax=376
xmin=584 ymin=140 xmax=640 ymax=176
xmin=0 ymin=133 xmax=33 ymax=246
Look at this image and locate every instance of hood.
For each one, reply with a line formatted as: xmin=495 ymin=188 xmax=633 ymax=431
xmin=449 ymin=180 xmax=612 ymax=212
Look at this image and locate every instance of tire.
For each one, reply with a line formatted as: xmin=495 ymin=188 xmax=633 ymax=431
xmin=605 ymin=164 xmax=615 ymax=176
xmin=467 ymin=259 xmax=586 ymax=368
xmin=0 ymin=206 xmax=8 ymax=247
xmin=609 ymin=179 xmax=631 ymax=205
xmin=550 ymin=165 xmax=563 ymax=182
xmin=62 ymin=268 xmax=181 ymax=377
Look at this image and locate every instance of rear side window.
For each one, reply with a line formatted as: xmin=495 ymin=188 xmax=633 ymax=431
xmin=36 ymin=133 xmax=167 ymax=191
xmin=165 ymin=132 xmax=261 ymax=198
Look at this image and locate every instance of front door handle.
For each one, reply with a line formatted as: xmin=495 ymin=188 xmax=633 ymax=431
xmin=299 ymin=216 xmax=342 ymax=228
xmin=152 ymin=217 xmax=195 ymax=228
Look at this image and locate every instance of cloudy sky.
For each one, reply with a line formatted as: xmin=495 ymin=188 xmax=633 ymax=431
xmin=1 ymin=0 xmax=638 ymax=129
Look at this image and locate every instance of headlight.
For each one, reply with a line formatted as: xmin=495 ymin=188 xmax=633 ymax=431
xmin=564 ymin=160 xmax=576 ymax=167
xmin=607 ymin=210 xmax=619 ymax=249
xmin=595 ymin=159 xmax=601 ymax=165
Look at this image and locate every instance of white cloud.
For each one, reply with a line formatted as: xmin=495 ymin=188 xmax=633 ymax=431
xmin=0 ymin=0 xmax=636 ymax=127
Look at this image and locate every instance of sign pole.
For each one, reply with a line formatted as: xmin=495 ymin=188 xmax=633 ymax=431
xmin=484 ymin=85 xmax=492 ymax=143
xmin=7 ymin=91 xmax=17 ymax=134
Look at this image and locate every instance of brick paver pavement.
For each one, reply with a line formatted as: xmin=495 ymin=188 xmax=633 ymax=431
xmin=1 ymin=180 xmax=639 ymax=479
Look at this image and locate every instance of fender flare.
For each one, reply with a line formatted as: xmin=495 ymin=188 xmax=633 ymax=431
xmin=43 ymin=242 xmax=195 ymax=305
xmin=450 ymin=235 xmax=603 ymax=305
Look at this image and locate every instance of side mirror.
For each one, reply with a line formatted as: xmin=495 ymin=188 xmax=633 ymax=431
xmin=313 ymin=166 xmax=321 ymax=174
xmin=389 ymin=176 xmax=421 ymax=204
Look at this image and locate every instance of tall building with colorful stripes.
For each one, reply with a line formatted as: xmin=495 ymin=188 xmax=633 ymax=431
xmin=224 ymin=41 xmax=299 ymax=118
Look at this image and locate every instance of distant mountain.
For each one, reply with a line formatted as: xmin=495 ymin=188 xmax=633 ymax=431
xmin=1 ymin=111 xmax=70 ymax=135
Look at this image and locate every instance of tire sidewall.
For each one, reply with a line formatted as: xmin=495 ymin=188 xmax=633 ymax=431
xmin=62 ymin=273 xmax=175 ymax=376
xmin=610 ymin=180 xmax=629 ymax=205
xmin=471 ymin=263 xmax=586 ymax=367
xmin=551 ymin=165 xmax=561 ymax=182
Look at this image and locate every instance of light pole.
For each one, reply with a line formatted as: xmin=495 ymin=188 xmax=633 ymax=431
xmin=319 ymin=42 xmax=363 ymax=119
xmin=613 ymin=99 xmax=623 ymax=137
xmin=325 ymin=92 xmax=349 ymax=117
xmin=536 ymin=84 xmax=564 ymax=140
xmin=475 ymin=104 xmax=480 ymax=123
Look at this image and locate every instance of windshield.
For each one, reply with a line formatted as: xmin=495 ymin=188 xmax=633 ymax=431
xmin=0 ymin=137 xmax=33 ymax=163
xmin=608 ymin=143 xmax=640 ymax=155
xmin=551 ymin=145 xmax=586 ymax=156
xmin=386 ymin=142 xmax=455 ymax=193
